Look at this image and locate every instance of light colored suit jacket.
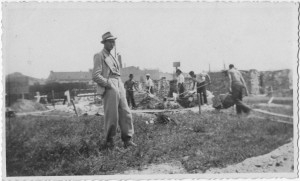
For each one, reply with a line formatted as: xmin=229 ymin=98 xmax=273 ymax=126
xmin=92 ymin=48 xmax=120 ymax=96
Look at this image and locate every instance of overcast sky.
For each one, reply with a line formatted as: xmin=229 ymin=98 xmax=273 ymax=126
xmin=3 ymin=2 xmax=298 ymax=79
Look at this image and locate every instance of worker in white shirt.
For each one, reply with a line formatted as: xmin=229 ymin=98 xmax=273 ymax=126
xmin=189 ymin=71 xmax=211 ymax=105
xmin=176 ymin=69 xmax=185 ymax=98
xmin=145 ymin=74 xmax=154 ymax=94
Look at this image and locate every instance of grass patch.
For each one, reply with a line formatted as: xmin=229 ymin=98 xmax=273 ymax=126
xmin=6 ymin=111 xmax=293 ymax=176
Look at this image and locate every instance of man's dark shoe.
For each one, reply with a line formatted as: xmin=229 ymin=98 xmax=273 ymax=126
xmin=124 ymin=140 xmax=137 ymax=148
xmin=244 ymin=109 xmax=252 ymax=117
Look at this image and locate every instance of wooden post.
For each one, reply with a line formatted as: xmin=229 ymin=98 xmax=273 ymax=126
xmin=71 ymin=100 xmax=78 ymax=117
xmin=197 ymin=93 xmax=201 ymax=114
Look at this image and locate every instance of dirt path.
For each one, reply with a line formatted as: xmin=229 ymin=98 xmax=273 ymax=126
xmin=122 ymin=160 xmax=186 ymax=175
xmin=122 ymin=141 xmax=294 ymax=174
xmin=206 ymin=141 xmax=294 ymax=173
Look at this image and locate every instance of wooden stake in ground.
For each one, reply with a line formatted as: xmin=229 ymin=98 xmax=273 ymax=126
xmin=197 ymin=93 xmax=201 ymax=114
xmin=253 ymin=109 xmax=293 ymax=119
xmin=71 ymin=100 xmax=78 ymax=117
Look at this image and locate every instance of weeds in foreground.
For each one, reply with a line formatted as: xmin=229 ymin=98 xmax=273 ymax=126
xmin=6 ymin=111 xmax=293 ymax=176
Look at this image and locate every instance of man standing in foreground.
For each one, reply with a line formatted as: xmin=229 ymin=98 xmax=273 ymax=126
xmin=176 ymin=69 xmax=185 ymax=98
xmin=228 ymin=64 xmax=251 ymax=115
xmin=92 ymin=32 xmax=136 ymax=149
xmin=124 ymin=74 xmax=138 ymax=109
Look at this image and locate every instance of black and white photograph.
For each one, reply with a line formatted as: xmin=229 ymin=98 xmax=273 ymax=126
xmin=2 ymin=1 xmax=299 ymax=180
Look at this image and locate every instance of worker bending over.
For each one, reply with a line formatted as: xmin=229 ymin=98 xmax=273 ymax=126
xmin=145 ymin=74 xmax=154 ymax=94
xmin=228 ymin=64 xmax=251 ymax=115
xmin=189 ymin=71 xmax=211 ymax=105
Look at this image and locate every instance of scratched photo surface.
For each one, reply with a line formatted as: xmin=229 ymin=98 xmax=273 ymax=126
xmin=2 ymin=2 xmax=298 ymax=179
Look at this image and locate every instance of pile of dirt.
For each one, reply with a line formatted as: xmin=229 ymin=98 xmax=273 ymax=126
xmin=137 ymin=96 xmax=163 ymax=109
xmin=137 ymin=95 xmax=182 ymax=110
xmin=10 ymin=99 xmax=48 ymax=113
xmin=176 ymin=94 xmax=198 ymax=108
xmin=176 ymin=90 xmax=214 ymax=108
xmin=134 ymin=92 xmax=147 ymax=104
xmin=212 ymin=93 xmax=235 ymax=109
xmin=155 ymin=101 xmax=182 ymax=110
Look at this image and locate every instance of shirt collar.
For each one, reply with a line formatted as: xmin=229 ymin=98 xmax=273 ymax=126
xmin=102 ymin=48 xmax=111 ymax=57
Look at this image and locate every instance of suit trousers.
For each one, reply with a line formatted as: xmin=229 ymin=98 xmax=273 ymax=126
xmin=231 ymin=84 xmax=251 ymax=114
xmin=103 ymin=77 xmax=134 ymax=142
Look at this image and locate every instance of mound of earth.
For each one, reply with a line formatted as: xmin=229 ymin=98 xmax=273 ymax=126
xmin=10 ymin=99 xmax=48 ymax=113
xmin=137 ymin=96 xmax=182 ymax=110
xmin=137 ymin=96 xmax=162 ymax=109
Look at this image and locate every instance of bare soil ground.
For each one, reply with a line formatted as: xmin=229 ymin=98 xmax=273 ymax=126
xmin=207 ymin=141 xmax=294 ymax=173
xmin=123 ymin=141 xmax=294 ymax=174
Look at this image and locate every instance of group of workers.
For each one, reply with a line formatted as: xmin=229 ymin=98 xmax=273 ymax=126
xmin=175 ymin=68 xmax=211 ymax=105
xmin=92 ymin=32 xmax=251 ymax=149
xmin=123 ymin=73 xmax=154 ymax=109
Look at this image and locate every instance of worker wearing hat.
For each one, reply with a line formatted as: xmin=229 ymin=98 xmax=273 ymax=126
xmin=124 ymin=74 xmax=138 ymax=109
xmin=92 ymin=32 xmax=136 ymax=149
xmin=145 ymin=74 xmax=154 ymax=94
xmin=176 ymin=69 xmax=185 ymax=98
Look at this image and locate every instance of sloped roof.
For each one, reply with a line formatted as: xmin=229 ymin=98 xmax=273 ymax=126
xmin=48 ymin=71 xmax=92 ymax=81
xmin=6 ymin=72 xmax=44 ymax=82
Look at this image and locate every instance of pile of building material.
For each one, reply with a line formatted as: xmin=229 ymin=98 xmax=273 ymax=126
xmin=212 ymin=93 xmax=235 ymax=109
xmin=261 ymin=69 xmax=292 ymax=91
xmin=10 ymin=99 xmax=48 ymax=113
xmin=135 ymin=92 xmax=148 ymax=104
xmin=175 ymin=90 xmax=214 ymax=108
xmin=176 ymin=91 xmax=198 ymax=108
xmin=137 ymin=95 xmax=182 ymax=110
xmin=155 ymin=100 xmax=182 ymax=110
xmin=137 ymin=95 xmax=161 ymax=109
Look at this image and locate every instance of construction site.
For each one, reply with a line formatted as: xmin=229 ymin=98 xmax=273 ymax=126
xmin=4 ymin=2 xmax=297 ymax=178
xmin=5 ymin=61 xmax=295 ymax=176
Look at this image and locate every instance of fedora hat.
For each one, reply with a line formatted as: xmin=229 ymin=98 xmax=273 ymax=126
xmin=101 ymin=32 xmax=117 ymax=43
